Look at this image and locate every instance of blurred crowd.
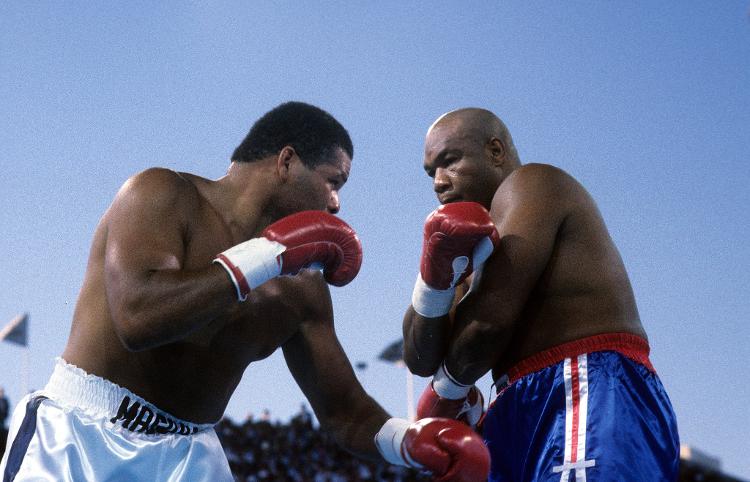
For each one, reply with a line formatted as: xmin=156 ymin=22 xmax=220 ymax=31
xmin=0 ymin=387 xmax=9 ymax=459
xmin=216 ymin=405 xmax=430 ymax=482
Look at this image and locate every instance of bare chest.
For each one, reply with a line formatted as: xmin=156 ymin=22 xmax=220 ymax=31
xmin=182 ymin=224 xmax=306 ymax=359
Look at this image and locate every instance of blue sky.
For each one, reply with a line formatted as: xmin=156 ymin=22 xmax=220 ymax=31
xmin=1 ymin=1 xmax=748 ymax=477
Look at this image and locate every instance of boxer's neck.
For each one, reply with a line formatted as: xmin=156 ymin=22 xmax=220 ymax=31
xmin=212 ymin=160 xmax=280 ymax=240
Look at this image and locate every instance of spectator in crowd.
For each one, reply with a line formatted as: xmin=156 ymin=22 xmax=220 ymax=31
xmin=0 ymin=387 xmax=8 ymax=428
xmin=216 ymin=406 xmax=432 ymax=482
xmin=0 ymin=387 xmax=8 ymax=458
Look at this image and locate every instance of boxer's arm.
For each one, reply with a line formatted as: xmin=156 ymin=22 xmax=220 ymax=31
xmin=402 ymin=284 xmax=467 ymax=377
xmin=283 ymin=293 xmax=492 ymax=480
xmin=446 ymin=166 xmax=569 ymax=384
xmin=282 ymin=283 xmax=389 ymax=461
xmin=402 ymin=203 xmax=498 ymax=377
xmin=104 ymin=169 xmax=237 ymax=351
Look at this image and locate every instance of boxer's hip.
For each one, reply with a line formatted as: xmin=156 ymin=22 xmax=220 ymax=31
xmin=484 ymin=333 xmax=679 ymax=481
xmin=0 ymin=358 xmax=232 ymax=481
xmin=493 ymin=332 xmax=655 ymax=390
xmin=43 ymin=357 xmax=213 ymax=436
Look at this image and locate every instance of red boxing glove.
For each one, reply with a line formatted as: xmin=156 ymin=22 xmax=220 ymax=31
xmin=375 ymin=417 xmax=490 ymax=482
xmin=417 ymin=364 xmax=485 ymax=429
xmin=412 ymin=202 xmax=499 ymax=318
xmin=214 ymin=211 xmax=362 ymax=301
xmin=262 ymin=211 xmax=362 ymax=286
xmin=421 ymin=202 xmax=499 ymax=289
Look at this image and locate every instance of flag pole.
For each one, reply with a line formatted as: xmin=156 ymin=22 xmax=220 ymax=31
xmin=406 ymin=369 xmax=414 ymax=421
xmin=377 ymin=339 xmax=414 ymax=419
xmin=22 ymin=347 xmax=29 ymax=396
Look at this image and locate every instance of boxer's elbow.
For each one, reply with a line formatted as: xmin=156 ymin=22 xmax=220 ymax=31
xmin=110 ymin=298 xmax=164 ymax=352
xmin=409 ymin=364 xmax=439 ymax=378
xmin=118 ymin=330 xmax=158 ymax=352
xmin=457 ymin=317 xmax=513 ymax=358
xmin=404 ymin=348 xmax=441 ymax=377
xmin=105 ymin=276 xmax=162 ymax=351
xmin=113 ymin=316 xmax=157 ymax=352
xmin=454 ymin=301 xmax=516 ymax=348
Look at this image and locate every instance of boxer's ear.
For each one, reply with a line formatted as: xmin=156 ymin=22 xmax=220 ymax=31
xmin=276 ymin=146 xmax=297 ymax=182
xmin=487 ymin=137 xmax=505 ymax=167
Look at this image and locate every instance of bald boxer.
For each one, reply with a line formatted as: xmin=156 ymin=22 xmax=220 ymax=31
xmin=0 ymin=102 xmax=488 ymax=481
xmin=404 ymin=108 xmax=679 ymax=481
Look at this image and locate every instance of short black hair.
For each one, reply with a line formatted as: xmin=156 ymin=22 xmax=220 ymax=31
xmin=231 ymin=101 xmax=353 ymax=167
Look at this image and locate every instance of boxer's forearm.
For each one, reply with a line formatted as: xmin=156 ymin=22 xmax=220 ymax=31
xmin=321 ymin=394 xmax=391 ymax=462
xmin=107 ymin=264 xmax=238 ymax=351
xmin=445 ymin=316 xmax=513 ymax=385
xmin=283 ymin=313 xmax=391 ymax=462
xmin=402 ymin=306 xmax=451 ymax=377
xmin=405 ymin=202 xmax=499 ymax=377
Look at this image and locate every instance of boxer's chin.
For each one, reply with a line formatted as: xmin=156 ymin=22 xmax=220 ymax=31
xmin=438 ymin=195 xmax=462 ymax=205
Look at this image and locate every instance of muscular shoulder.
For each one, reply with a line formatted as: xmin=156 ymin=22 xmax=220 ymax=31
xmin=112 ymin=168 xmax=201 ymax=217
xmin=501 ymin=163 xmax=579 ymax=194
xmin=487 ymin=164 xmax=592 ymax=235
xmin=119 ymin=167 xmax=198 ymax=202
xmin=493 ymin=164 xmax=585 ymax=214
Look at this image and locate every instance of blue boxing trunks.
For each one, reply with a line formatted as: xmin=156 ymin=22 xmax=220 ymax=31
xmin=483 ymin=333 xmax=679 ymax=482
xmin=0 ymin=358 xmax=233 ymax=481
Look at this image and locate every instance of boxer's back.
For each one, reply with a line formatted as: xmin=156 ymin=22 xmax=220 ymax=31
xmin=485 ymin=164 xmax=645 ymax=376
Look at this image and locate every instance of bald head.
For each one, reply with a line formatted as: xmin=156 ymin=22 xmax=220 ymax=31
xmin=422 ymin=108 xmax=521 ymax=208
xmin=428 ymin=108 xmax=519 ymax=163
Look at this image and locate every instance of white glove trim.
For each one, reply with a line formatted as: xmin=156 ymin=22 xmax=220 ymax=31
xmin=375 ymin=418 xmax=419 ymax=467
xmin=214 ymin=238 xmax=286 ymax=301
xmin=214 ymin=255 xmax=248 ymax=301
xmin=411 ymin=273 xmax=455 ymax=318
xmin=432 ymin=362 xmax=471 ymax=399
xmin=450 ymin=256 xmax=470 ymax=286
xmin=472 ymin=235 xmax=495 ymax=267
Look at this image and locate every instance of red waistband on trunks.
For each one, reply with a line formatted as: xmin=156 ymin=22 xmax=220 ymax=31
xmin=502 ymin=332 xmax=654 ymax=385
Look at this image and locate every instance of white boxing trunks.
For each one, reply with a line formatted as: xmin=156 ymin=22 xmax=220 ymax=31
xmin=0 ymin=358 xmax=233 ymax=481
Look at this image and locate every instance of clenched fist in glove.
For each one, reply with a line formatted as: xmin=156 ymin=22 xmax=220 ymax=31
xmin=375 ymin=417 xmax=490 ymax=482
xmin=411 ymin=202 xmax=499 ymax=318
xmin=417 ymin=363 xmax=485 ymax=430
xmin=214 ymin=211 xmax=362 ymax=301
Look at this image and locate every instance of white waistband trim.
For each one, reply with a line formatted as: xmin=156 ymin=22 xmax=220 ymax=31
xmin=43 ymin=357 xmax=214 ymax=435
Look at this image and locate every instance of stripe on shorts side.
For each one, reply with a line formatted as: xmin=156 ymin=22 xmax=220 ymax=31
xmin=3 ymin=396 xmax=47 ymax=482
xmin=553 ymin=355 xmax=595 ymax=482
